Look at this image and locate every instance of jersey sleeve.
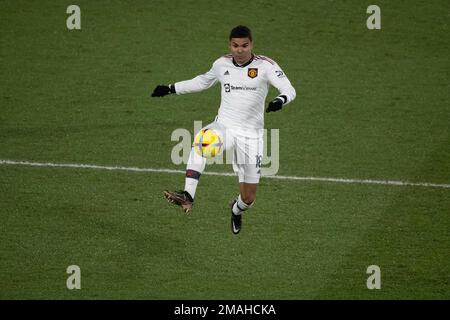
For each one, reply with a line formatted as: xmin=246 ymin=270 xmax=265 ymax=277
xmin=174 ymin=63 xmax=218 ymax=94
xmin=266 ymin=63 xmax=296 ymax=105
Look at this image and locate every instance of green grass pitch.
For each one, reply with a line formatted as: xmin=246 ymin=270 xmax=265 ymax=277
xmin=1 ymin=0 xmax=449 ymax=299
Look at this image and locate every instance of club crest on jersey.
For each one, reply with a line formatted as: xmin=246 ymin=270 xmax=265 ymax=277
xmin=247 ymin=68 xmax=258 ymax=79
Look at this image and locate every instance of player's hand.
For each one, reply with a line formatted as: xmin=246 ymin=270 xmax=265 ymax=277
xmin=266 ymin=98 xmax=283 ymax=112
xmin=151 ymin=85 xmax=171 ymax=97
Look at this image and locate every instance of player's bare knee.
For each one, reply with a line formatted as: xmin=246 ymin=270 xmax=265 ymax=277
xmin=241 ymin=193 xmax=256 ymax=205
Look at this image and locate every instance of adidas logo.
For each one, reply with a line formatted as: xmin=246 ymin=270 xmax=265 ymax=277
xmin=224 ymin=70 xmax=230 ymax=75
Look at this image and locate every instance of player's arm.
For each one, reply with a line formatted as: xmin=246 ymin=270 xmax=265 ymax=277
xmin=151 ymin=65 xmax=218 ymax=97
xmin=265 ymin=63 xmax=296 ymax=112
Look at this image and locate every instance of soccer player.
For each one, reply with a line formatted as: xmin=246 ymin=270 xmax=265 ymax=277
xmin=151 ymin=25 xmax=296 ymax=234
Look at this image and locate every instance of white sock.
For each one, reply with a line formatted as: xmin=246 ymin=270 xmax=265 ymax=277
xmin=232 ymin=194 xmax=254 ymax=215
xmin=184 ymin=148 xmax=206 ymax=199
xmin=184 ymin=177 xmax=199 ymax=199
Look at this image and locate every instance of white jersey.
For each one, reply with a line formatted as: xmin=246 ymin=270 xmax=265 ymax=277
xmin=174 ymin=54 xmax=296 ymax=130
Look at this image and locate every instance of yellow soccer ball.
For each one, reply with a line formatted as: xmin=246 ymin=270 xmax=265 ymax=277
xmin=193 ymin=128 xmax=223 ymax=158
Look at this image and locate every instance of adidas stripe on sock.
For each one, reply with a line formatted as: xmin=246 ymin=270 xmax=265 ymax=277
xmin=232 ymin=194 xmax=254 ymax=215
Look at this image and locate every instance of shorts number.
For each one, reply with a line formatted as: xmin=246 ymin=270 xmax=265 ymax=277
xmin=255 ymin=155 xmax=262 ymax=168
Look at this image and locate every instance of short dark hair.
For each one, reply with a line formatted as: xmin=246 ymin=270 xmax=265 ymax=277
xmin=229 ymin=25 xmax=252 ymax=41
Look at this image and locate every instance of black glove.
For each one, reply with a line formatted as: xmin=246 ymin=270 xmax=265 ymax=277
xmin=266 ymin=98 xmax=283 ymax=113
xmin=151 ymin=84 xmax=175 ymax=97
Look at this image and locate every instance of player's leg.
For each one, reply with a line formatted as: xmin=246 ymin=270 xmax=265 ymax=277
xmin=239 ymin=182 xmax=258 ymax=205
xmin=163 ymin=148 xmax=205 ymax=213
xmin=230 ymin=132 xmax=263 ymax=234
xmin=229 ymin=182 xmax=258 ymax=233
xmin=164 ymin=122 xmax=227 ymax=213
xmin=184 ymin=147 xmax=206 ymax=199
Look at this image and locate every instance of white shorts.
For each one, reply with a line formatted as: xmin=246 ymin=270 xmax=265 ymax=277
xmin=204 ymin=120 xmax=264 ymax=184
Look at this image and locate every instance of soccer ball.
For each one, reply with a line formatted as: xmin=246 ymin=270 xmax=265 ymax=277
xmin=193 ymin=128 xmax=223 ymax=158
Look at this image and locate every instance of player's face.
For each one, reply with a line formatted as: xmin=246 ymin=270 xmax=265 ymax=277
xmin=229 ymin=37 xmax=253 ymax=65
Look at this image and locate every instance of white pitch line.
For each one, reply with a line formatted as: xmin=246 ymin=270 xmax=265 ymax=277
xmin=1 ymin=159 xmax=450 ymax=189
